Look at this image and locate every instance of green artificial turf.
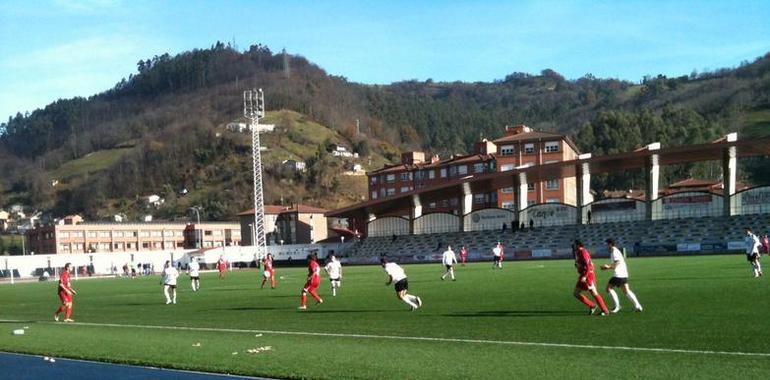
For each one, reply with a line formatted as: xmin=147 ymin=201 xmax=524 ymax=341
xmin=2 ymin=255 xmax=770 ymax=379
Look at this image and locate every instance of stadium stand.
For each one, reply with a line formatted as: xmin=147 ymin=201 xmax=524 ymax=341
xmin=346 ymin=213 xmax=770 ymax=261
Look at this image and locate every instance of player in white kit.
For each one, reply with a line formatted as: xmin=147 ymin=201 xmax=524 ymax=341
xmin=745 ymin=228 xmax=763 ymax=278
xmin=600 ymin=239 xmax=642 ymax=313
xmin=441 ymin=245 xmax=457 ymax=281
xmin=324 ymin=255 xmax=343 ymax=296
xmin=188 ymin=258 xmax=201 ymax=292
xmin=161 ymin=260 xmax=180 ymax=304
xmin=381 ymin=257 xmax=422 ymax=311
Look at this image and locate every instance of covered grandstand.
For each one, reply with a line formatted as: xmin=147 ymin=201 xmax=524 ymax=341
xmin=327 ymin=133 xmax=770 ymax=260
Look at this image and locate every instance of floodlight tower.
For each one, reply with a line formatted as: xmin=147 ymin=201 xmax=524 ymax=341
xmin=244 ymin=88 xmax=267 ymax=261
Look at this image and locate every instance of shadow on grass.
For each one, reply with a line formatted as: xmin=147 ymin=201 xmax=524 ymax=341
xmin=207 ymin=306 xmax=280 ymax=311
xmin=443 ymin=310 xmax=583 ymax=318
xmin=302 ymin=309 xmax=398 ymax=314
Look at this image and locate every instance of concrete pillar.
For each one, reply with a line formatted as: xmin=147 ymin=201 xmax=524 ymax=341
xmin=515 ymin=170 xmax=529 ymax=225
xmin=410 ymin=194 xmax=422 ymax=234
xmin=576 ymin=153 xmax=592 ymax=224
xmin=722 ymin=133 xmax=738 ymax=216
xmin=459 ymin=183 xmax=473 ymax=232
xmin=645 ymin=142 xmax=661 ymax=221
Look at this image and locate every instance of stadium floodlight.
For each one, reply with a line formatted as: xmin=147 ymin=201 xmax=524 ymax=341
xmin=244 ymin=88 xmax=268 ymax=262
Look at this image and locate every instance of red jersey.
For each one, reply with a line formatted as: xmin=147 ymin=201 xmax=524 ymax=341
xmin=263 ymin=258 xmax=273 ymax=271
xmin=59 ymin=271 xmax=71 ymax=291
xmin=217 ymin=259 xmax=227 ymax=270
xmin=308 ymin=260 xmax=320 ymax=279
xmin=460 ymin=248 xmax=468 ymax=258
xmin=575 ymin=247 xmax=595 ymax=276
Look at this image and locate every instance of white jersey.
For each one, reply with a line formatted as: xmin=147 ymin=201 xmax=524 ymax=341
xmin=442 ymin=249 xmax=457 ymax=266
xmin=492 ymin=246 xmax=503 ymax=257
xmin=325 ymin=260 xmax=342 ymax=279
xmin=384 ymin=262 xmax=407 ymax=282
xmin=609 ymin=246 xmax=628 ymax=278
xmin=188 ymin=261 xmax=200 ymax=277
xmin=746 ymin=233 xmax=761 ymax=254
xmin=162 ymin=266 xmax=179 ymax=286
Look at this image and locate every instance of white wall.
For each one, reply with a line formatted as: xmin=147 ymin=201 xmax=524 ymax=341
xmin=368 ymin=217 xmax=410 ymax=237
xmin=463 ymin=208 xmax=516 ymax=231
xmin=415 ymin=213 xmax=459 ymax=234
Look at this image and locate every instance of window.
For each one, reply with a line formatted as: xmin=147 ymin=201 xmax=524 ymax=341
xmin=440 ymin=168 xmax=447 ymax=178
xmin=524 ymin=143 xmax=535 ymax=154
xmin=428 ymin=202 xmax=437 ymax=209
xmin=474 ymin=163 xmax=485 ymax=173
xmin=204 ymin=230 xmax=213 ymax=236
xmin=386 ymin=174 xmax=396 ymax=183
xmin=400 ymin=172 xmax=411 ymax=181
xmin=428 ymin=170 xmax=436 ymax=179
xmin=546 ymin=179 xmax=559 ymax=190
xmin=414 ymin=171 xmax=423 ymax=181
xmin=400 ymin=186 xmax=410 ymax=193
xmin=545 ymin=141 xmax=560 ymax=153
xmin=527 ymin=183 xmax=535 ymax=192
xmin=500 ymin=164 xmax=514 ymax=172
xmin=71 ymin=231 xmax=84 ymax=238
xmin=449 ymin=198 xmax=459 ymax=207
xmin=458 ymin=165 xmax=468 ymax=175
xmin=386 ymin=188 xmax=396 ymax=196
xmin=502 ymin=201 xmax=515 ymax=209
xmin=87 ymin=231 xmax=97 ymax=238
xmin=500 ymin=145 xmax=514 ymax=156
xmin=474 ymin=194 xmax=486 ymax=204
xmin=546 ymin=198 xmax=560 ymax=203
xmin=370 ymin=176 xmax=377 ymax=185
xmin=59 ymin=232 xmax=70 ymax=238
xmin=502 ymin=187 xmax=514 ymax=193
xmin=371 ymin=191 xmax=378 ymax=199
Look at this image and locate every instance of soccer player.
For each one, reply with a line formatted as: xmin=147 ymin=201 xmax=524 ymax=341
xmin=441 ymin=245 xmax=457 ymax=281
xmin=54 ymin=263 xmax=76 ymax=322
xmin=161 ymin=260 xmax=179 ymax=304
xmin=573 ymin=240 xmax=610 ymax=316
xmin=600 ymin=239 xmax=643 ymax=313
xmin=188 ymin=258 xmax=201 ymax=292
xmin=745 ymin=228 xmax=763 ymax=277
xmin=459 ymin=245 xmax=468 ymax=266
xmin=381 ymin=257 xmax=422 ymax=311
xmin=762 ymin=234 xmax=769 ymax=255
xmin=299 ymin=253 xmax=323 ymax=310
xmin=261 ymin=253 xmax=276 ymax=289
xmin=492 ymin=242 xmax=504 ymax=269
xmin=217 ymin=256 xmax=227 ymax=279
xmin=324 ymin=254 xmax=343 ymax=296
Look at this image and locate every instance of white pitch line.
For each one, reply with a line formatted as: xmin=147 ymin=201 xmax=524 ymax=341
xmin=10 ymin=319 xmax=770 ymax=358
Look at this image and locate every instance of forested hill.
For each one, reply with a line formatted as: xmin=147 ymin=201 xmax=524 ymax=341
xmin=1 ymin=41 xmax=769 ymax=220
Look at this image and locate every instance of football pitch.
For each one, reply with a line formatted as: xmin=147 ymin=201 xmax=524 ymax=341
xmin=2 ymin=255 xmax=770 ymax=379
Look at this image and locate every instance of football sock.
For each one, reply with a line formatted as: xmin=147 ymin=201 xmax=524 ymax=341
xmin=309 ymin=290 xmax=322 ymax=302
xmin=449 ymin=269 xmax=455 ymax=280
xmin=756 ymin=261 xmax=763 ymax=274
xmin=261 ymin=279 xmax=267 ymax=288
xmin=301 ymin=293 xmax=307 ymax=307
xmin=576 ymin=294 xmax=595 ymax=308
xmin=608 ymin=289 xmax=620 ymax=310
xmin=55 ymin=306 xmax=65 ymax=316
xmin=172 ymin=291 xmax=176 ymax=303
xmin=164 ymin=286 xmax=171 ymax=302
xmin=593 ymin=294 xmax=609 ymax=314
xmin=402 ymin=297 xmax=418 ymax=308
xmin=65 ymin=306 xmax=72 ymax=319
xmin=626 ymin=290 xmax=642 ymax=309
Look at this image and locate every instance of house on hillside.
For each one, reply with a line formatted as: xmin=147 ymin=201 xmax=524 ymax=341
xmin=0 ymin=210 xmax=9 ymax=232
xmin=145 ymin=194 xmax=165 ymax=208
xmin=328 ymin=144 xmax=358 ymax=158
xmin=226 ymin=121 xmax=275 ymax=133
xmin=57 ymin=215 xmax=84 ymax=225
xmin=281 ymin=159 xmax=307 ymax=172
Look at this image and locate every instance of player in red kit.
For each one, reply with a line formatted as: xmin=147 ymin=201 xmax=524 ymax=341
xmin=459 ymin=246 xmax=468 ymax=266
xmin=299 ymin=253 xmax=323 ymax=310
xmin=261 ymin=253 xmax=276 ymax=289
xmin=54 ymin=263 xmax=77 ymax=322
xmin=572 ymin=240 xmax=610 ymax=316
xmin=217 ymin=256 xmax=227 ymax=279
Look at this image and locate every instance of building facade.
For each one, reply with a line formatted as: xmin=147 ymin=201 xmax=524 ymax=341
xmin=366 ymin=124 xmax=579 ymax=214
xmin=238 ymin=204 xmax=330 ymax=245
xmin=26 ymin=222 xmax=241 ymax=255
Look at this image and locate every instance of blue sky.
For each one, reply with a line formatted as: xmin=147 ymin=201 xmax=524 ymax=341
xmin=1 ymin=0 xmax=769 ymax=122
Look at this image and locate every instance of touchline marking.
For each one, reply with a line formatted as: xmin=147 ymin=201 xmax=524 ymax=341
xmin=7 ymin=319 xmax=769 ymax=358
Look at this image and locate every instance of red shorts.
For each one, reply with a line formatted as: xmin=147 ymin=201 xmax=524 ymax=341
xmin=303 ymin=277 xmax=320 ymax=291
xmin=59 ymin=290 xmax=72 ymax=303
xmin=218 ymin=266 xmax=226 ymax=272
xmin=575 ymin=273 xmax=597 ymax=291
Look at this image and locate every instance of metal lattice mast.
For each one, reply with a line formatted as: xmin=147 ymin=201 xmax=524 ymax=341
xmin=244 ymin=88 xmax=267 ymax=261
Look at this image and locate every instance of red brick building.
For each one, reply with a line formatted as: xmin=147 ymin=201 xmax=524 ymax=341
xmin=367 ymin=124 xmax=579 ymax=213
